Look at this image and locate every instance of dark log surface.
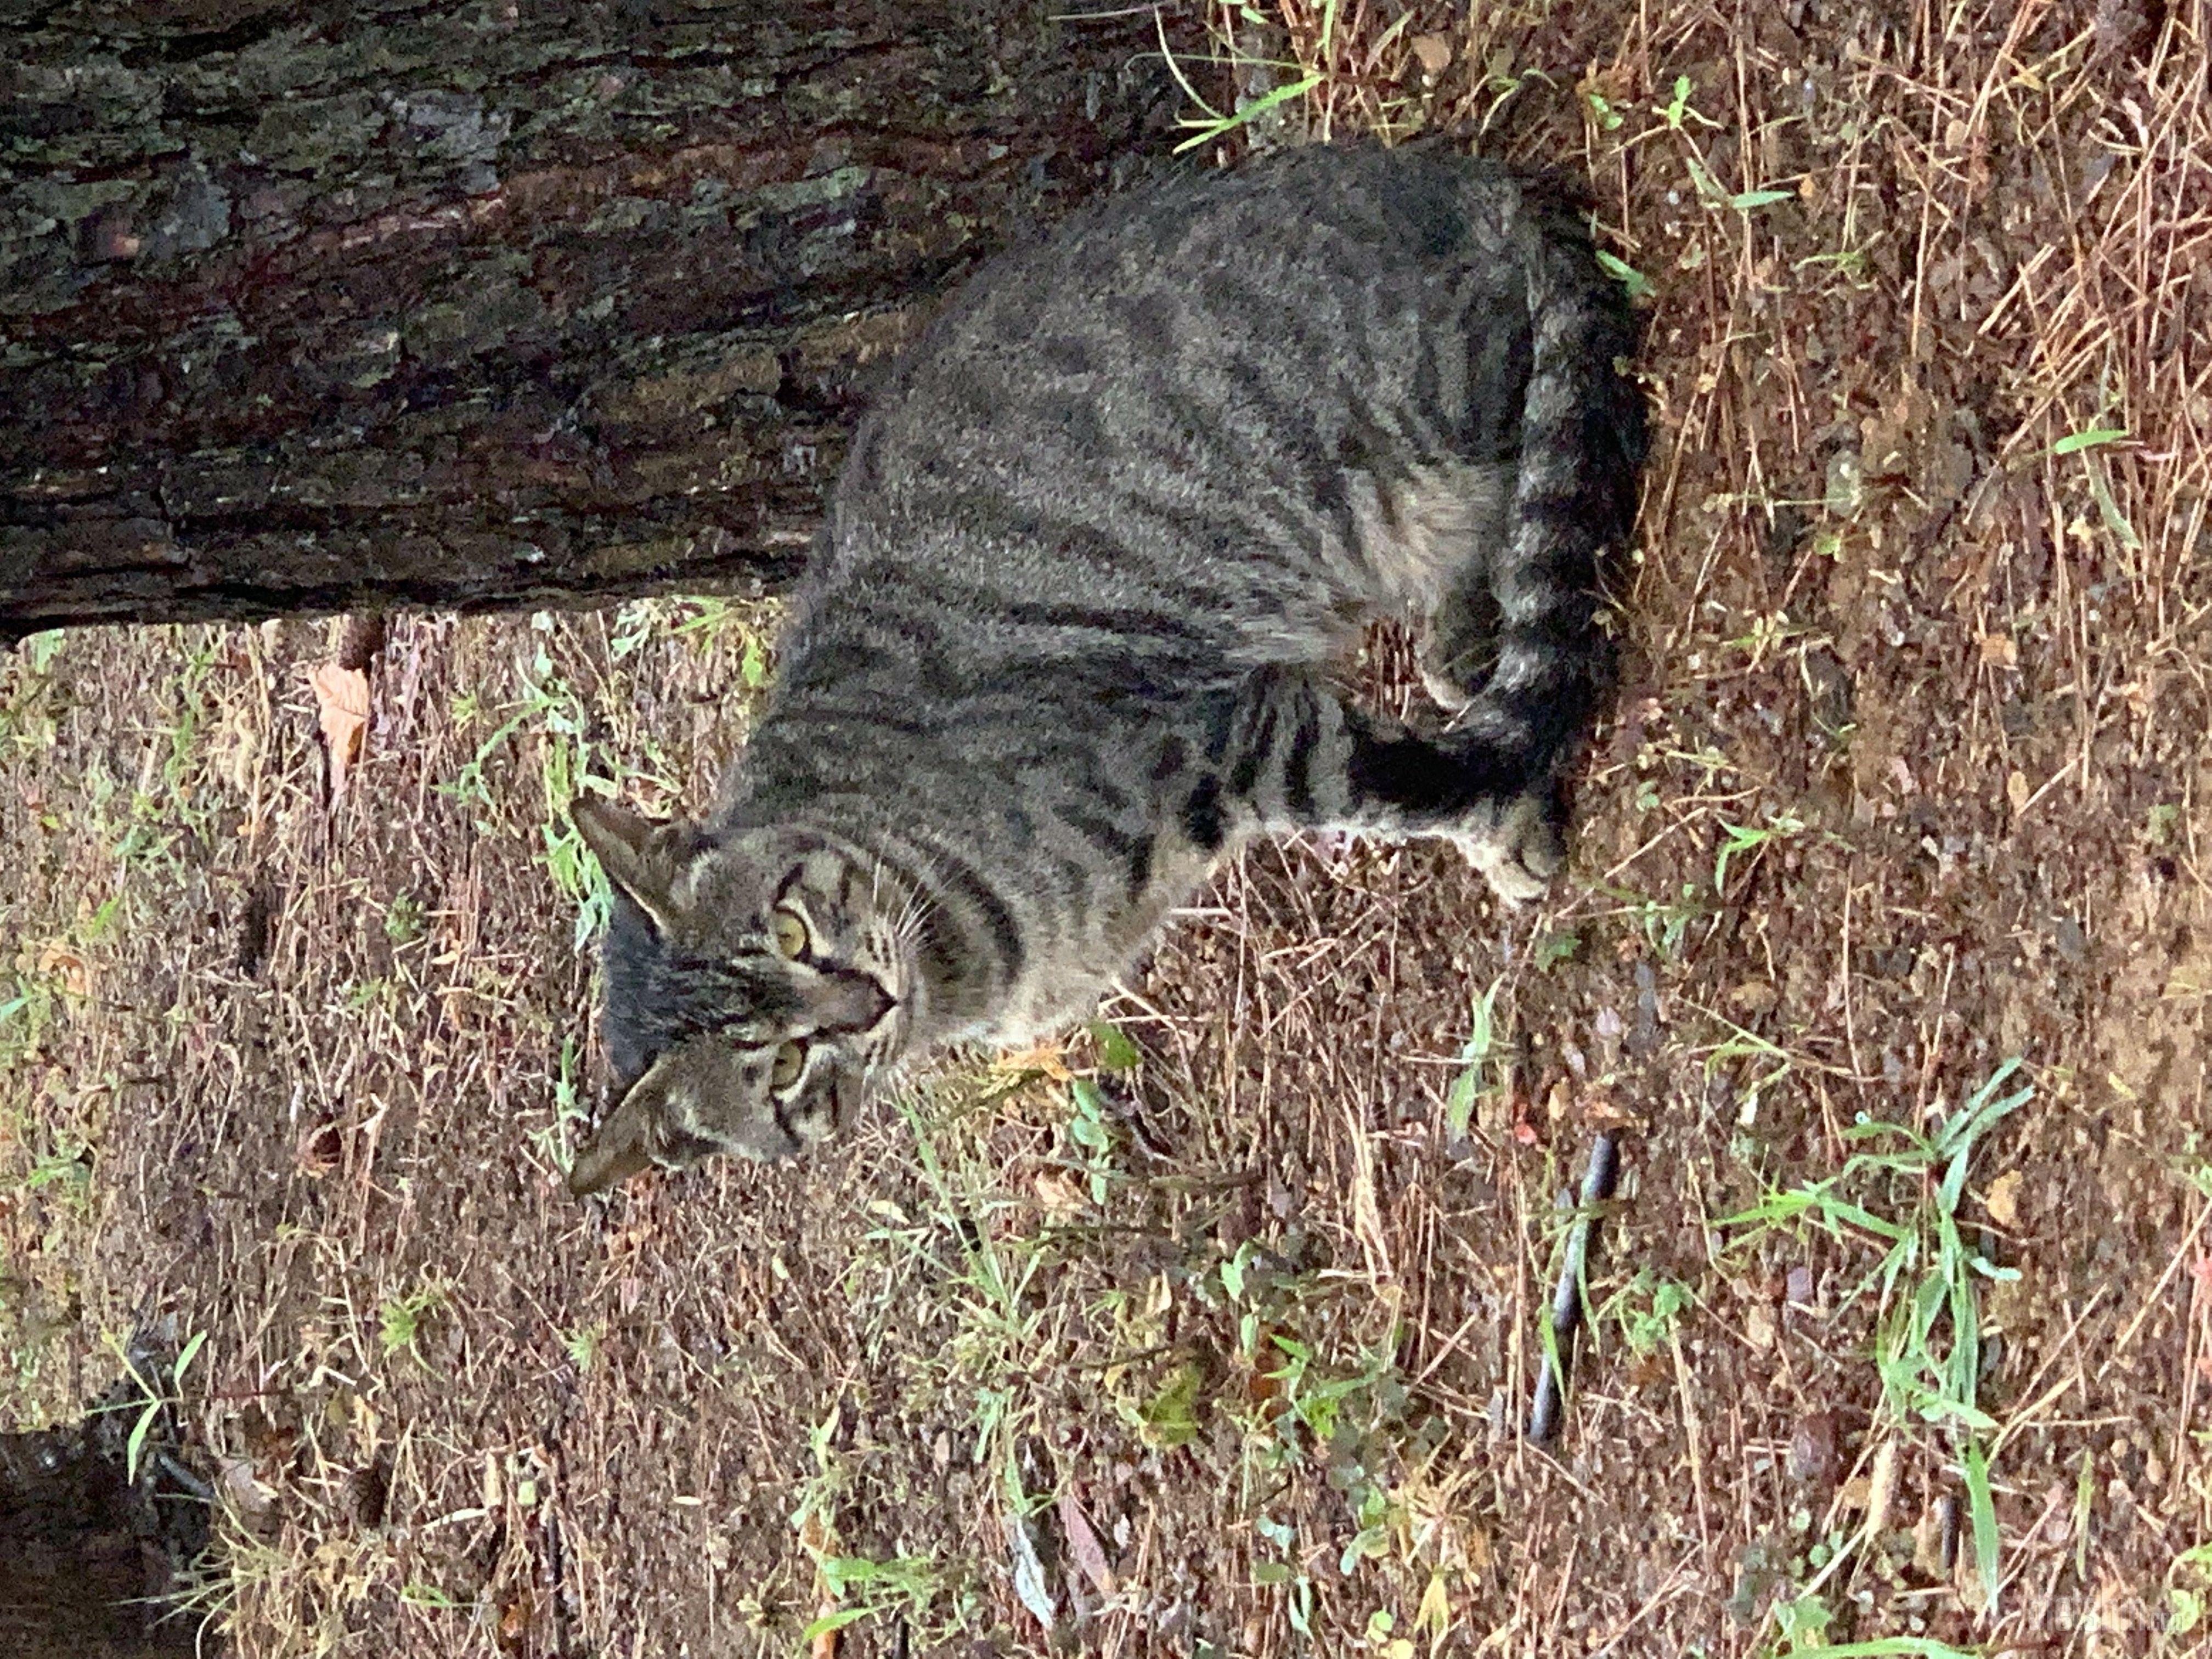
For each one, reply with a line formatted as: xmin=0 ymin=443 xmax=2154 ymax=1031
xmin=0 ymin=1 xmax=1182 ymax=640
xmin=0 ymin=1379 xmax=210 ymax=1657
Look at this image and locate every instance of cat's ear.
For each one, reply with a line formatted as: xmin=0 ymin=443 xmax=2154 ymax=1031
xmin=567 ymin=1064 xmax=673 ymax=1197
xmin=574 ymin=798 xmax=687 ymax=933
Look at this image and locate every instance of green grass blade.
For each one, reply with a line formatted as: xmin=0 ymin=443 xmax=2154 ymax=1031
xmin=1173 ymin=72 xmax=1325 ymax=154
xmin=1935 ymin=1058 xmax=2032 ymax=1159
xmin=800 ymin=1606 xmax=873 ymax=1641
xmin=126 ymin=1397 xmax=160 ymax=1484
xmin=1962 ymin=1439 xmax=2001 ymax=1611
xmin=2052 ymin=425 xmax=2125 ymax=455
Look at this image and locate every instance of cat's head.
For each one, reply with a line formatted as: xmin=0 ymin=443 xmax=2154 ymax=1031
xmin=565 ymin=798 xmax=916 ymax=1194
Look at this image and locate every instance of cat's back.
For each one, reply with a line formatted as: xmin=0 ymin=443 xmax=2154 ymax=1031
xmin=838 ymin=145 xmax=1535 ymax=520
xmin=789 ymin=147 xmax=1564 ymax=685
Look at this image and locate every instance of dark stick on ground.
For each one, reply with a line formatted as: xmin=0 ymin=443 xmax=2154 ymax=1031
xmin=1526 ymin=1130 xmax=1622 ymax=1443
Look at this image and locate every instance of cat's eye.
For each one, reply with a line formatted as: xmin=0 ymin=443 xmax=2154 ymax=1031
xmin=771 ymin=909 xmax=809 ymax=960
xmin=770 ymin=1040 xmax=806 ymax=1090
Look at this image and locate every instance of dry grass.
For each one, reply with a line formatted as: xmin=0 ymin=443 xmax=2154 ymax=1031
xmin=5 ymin=1 xmax=2212 ymax=1654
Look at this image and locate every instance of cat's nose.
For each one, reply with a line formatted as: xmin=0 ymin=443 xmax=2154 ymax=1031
xmin=812 ymin=969 xmax=895 ymax=1032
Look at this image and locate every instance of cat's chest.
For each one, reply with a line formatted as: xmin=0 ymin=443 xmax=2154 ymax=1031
xmin=986 ymin=832 xmax=1220 ymax=1042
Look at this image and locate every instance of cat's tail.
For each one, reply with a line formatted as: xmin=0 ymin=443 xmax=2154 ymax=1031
xmin=1457 ymin=184 xmax=1647 ymax=792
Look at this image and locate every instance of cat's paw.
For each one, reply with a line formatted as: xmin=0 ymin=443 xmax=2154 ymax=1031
xmin=1448 ymin=791 xmax=1565 ymax=907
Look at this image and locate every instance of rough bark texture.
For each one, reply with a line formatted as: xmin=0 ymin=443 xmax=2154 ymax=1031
xmin=0 ymin=1 xmax=1184 ymax=641
xmin=0 ymin=1381 xmax=213 ymax=1657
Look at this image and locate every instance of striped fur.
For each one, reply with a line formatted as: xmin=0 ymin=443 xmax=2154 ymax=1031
xmin=567 ymin=145 xmax=1646 ymax=1194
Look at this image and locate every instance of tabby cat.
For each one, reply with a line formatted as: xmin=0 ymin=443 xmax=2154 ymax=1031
xmin=567 ymin=144 xmax=1645 ymax=1195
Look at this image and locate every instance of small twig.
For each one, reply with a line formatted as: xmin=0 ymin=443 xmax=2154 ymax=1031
xmin=1527 ymin=1131 xmax=1622 ymax=1443
xmin=155 ymin=1451 xmax=214 ymax=1502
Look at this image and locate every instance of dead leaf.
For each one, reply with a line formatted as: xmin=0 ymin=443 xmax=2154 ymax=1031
xmin=2006 ymin=769 xmax=2031 ymax=814
xmin=218 ymin=1457 xmax=276 ymax=1523
xmin=309 ymin=662 xmax=371 ymax=797
xmin=1032 ymin=1168 xmax=1087 ymax=1218
xmin=35 ymin=941 xmax=89 ymax=996
xmin=1409 ymin=32 xmax=1453 ymax=75
xmin=1585 ymin=1091 xmax=1638 ymax=1129
xmin=1729 ymin=978 xmax=1780 ymax=1013
xmin=1865 ymin=1437 xmax=1899 ymax=1536
xmin=1985 ymin=1169 xmax=2022 ymax=1228
xmin=1057 ymin=1491 xmax=1118 ymax=1596
xmin=995 ymin=1040 xmax=1071 ymax=1082
xmin=1345 ymin=1105 xmax=1391 ymax=1279
xmin=1978 ymin=631 xmax=2018 ymax=668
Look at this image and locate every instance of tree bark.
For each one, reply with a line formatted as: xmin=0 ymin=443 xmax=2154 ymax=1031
xmin=0 ymin=1 xmax=1184 ymax=642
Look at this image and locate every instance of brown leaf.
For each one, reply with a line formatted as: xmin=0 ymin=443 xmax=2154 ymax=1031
xmin=1057 ymin=1491 xmax=1118 ymax=1597
xmin=218 ymin=1457 xmax=276 ymax=1523
xmin=1032 ymin=1168 xmax=1087 ymax=1218
xmin=1984 ymin=1169 xmax=2022 ymax=1229
xmin=1585 ymin=1091 xmax=1638 ymax=1129
xmin=1543 ymin=1076 xmax=1572 ymax=1123
xmin=1978 ymin=631 xmax=2018 ymax=668
xmin=309 ymin=663 xmax=371 ymax=797
xmin=1728 ymin=977 xmax=1780 ymax=1013
xmin=35 ymin=941 xmax=89 ymax=997
xmin=1409 ymin=32 xmax=1454 ymax=75
xmin=994 ymin=1040 xmax=1071 ymax=1082
xmin=2006 ymin=769 xmax=2031 ymax=814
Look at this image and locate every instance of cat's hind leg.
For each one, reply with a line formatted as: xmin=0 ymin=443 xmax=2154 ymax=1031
xmin=1415 ymin=573 xmax=1501 ymax=723
xmin=1346 ymin=460 xmax=1512 ymax=722
xmin=1206 ymin=667 xmax=1564 ymax=904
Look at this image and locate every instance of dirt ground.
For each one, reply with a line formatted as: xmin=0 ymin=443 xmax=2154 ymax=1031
xmin=5 ymin=1 xmax=2211 ymax=1654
